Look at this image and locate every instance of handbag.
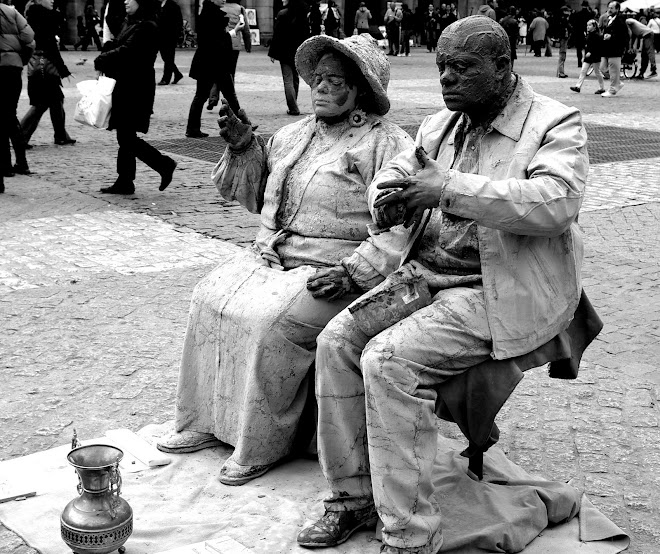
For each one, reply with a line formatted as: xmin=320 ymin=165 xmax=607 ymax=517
xmin=74 ymin=76 xmax=116 ymax=129
xmin=27 ymin=52 xmax=60 ymax=79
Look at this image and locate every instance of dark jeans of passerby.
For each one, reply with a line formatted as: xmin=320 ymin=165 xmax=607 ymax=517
xmin=574 ymin=38 xmax=585 ymax=66
xmin=279 ymin=61 xmax=300 ymax=114
xmin=116 ymin=127 xmax=170 ymax=182
xmin=159 ymin=40 xmax=183 ymax=83
xmin=400 ymin=29 xmax=412 ymax=55
xmin=640 ymin=34 xmax=657 ymax=75
xmin=426 ymin=29 xmax=435 ymax=51
xmin=187 ymin=74 xmax=240 ymax=133
xmin=20 ymin=98 xmax=72 ymax=143
xmin=208 ymin=50 xmax=240 ymax=107
xmin=533 ymin=39 xmax=544 ymax=56
xmin=387 ymin=23 xmax=400 ymax=54
xmin=0 ymin=67 xmax=28 ymax=175
xmin=74 ymin=25 xmax=102 ymax=50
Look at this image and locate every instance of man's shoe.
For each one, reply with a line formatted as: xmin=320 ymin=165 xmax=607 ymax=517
xmin=570 ymin=86 xmax=580 ymax=93
xmin=12 ymin=163 xmax=31 ymax=175
xmin=287 ymin=109 xmax=301 ymax=116
xmin=218 ymin=457 xmax=274 ymax=486
xmin=648 ymin=71 xmax=658 ymax=78
xmin=157 ymin=429 xmax=223 ymax=453
xmin=558 ymin=73 xmax=568 ymax=78
xmin=159 ymin=157 xmax=177 ymax=191
xmin=158 ymin=79 xmax=170 ymax=85
xmin=55 ymin=138 xmax=76 ymax=145
xmin=100 ymin=180 xmax=135 ymax=194
xmin=601 ymin=91 xmax=616 ymax=97
xmin=594 ymin=88 xmax=606 ymax=94
xmin=173 ymin=72 xmax=184 ymax=84
xmin=297 ymin=506 xmax=378 ymax=548
xmin=206 ymin=99 xmax=218 ymax=110
xmin=185 ymin=130 xmax=209 ymax=138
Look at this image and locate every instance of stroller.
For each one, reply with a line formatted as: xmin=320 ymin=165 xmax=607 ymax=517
xmin=178 ymin=19 xmax=197 ymax=48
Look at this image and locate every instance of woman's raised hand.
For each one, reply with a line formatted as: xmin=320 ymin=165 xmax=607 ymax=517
xmin=218 ymin=99 xmax=253 ymax=150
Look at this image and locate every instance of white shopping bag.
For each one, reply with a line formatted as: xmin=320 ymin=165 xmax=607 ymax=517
xmin=74 ymin=76 xmax=115 ymax=129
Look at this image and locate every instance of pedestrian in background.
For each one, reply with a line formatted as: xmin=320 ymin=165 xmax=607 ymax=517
xmin=186 ymin=0 xmax=244 ymax=136
xmin=268 ymin=0 xmax=309 ymax=115
xmin=423 ymin=2 xmax=436 ymax=53
xmin=74 ymin=0 xmax=102 ymax=50
xmin=627 ymin=17 xmax=657 ymax=79
xmin=499 ymin=6 xmax=518 ymax=68
xmin=206 ymin=0 xmax=251 ymax=109
xmin=399 ymin=3 xmax=413 ymax=56
xmin=413 ymin=5 xmax=423 ymax=47
xmin=571 ymin=1 xmax=593 ymax=67
xmin=529 ymin=9 xmax=549 ymax=57
xmin=648 ymin=9 xmax=660 ymax=52
xmin=476 ymin=0 xmax=496 ymax=20
xmin=353 ymin=1 xmax=370 ymax=34
xmin=308 ymin=0 xmax=322 ymax=36
xmin=601 ymin=0 xmax=628 ymax=97
xmin=556 ymin=6 xmax=572 ymax=78
xmin=0 ymin=0 xmax=34 ymax=192
xmin=322 ymin=0 xmax=341 ymax=38
xmin=20 ymin=0 xmax=76 ymax=147
xmin=94 ymin=0 xmax=177 ymax=194
xmin=570 ymin=18 xmax=605 ymax=94
xmin=384 ymin=1 xmax=401 ymax=55
xmin=157 ymin=0 xmax=184 ymax=85
xmin=518 ymin=14 xmax=526 ymax=45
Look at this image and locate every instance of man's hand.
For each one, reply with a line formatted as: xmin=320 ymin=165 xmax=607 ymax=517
xmin=217 ymin=99 xmax=253 ymax=149
xmin=306 ymin=265 xmax=354 ymax=301
xmin=373 ymin=147 xmax=447 ymax=227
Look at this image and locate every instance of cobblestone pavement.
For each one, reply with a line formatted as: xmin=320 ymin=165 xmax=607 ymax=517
xmin=1 ymin=47 xmax=659 ymax=553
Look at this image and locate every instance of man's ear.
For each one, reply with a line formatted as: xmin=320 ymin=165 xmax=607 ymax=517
xmin=495 ymin=55 xmax=511 ymax=73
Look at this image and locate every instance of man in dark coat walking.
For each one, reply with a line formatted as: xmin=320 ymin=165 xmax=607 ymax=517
xmin=185 ymin=0 xmax=243 ymax=137
xmin=94 ymin=0 xmax=177 ymax=194
xmin=600 ymin=0 xmax=629 ymax=97
xmin=157 ymin=0 xmax=183 ymax=85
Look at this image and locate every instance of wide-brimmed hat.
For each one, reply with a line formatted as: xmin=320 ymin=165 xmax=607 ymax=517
xmin=295 ymin=34 xmax=390 ymax=116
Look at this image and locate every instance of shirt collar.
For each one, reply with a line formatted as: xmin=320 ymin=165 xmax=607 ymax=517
xmin=489 ymin=75 xmax=533 ymax=142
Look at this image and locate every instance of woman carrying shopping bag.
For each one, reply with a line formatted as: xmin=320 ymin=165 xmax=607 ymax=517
xmin=94 ymin=0 xmax=177 ymax=194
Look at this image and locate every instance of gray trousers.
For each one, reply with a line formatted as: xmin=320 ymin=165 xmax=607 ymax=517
xmin=316 ymin=283 xmax=492 ymax=552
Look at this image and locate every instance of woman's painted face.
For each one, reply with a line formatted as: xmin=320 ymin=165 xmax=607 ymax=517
xmin=310 ymin=53 xmax=358 ymax=119
xmin=125 ymin=0 xmax=139 ymax=15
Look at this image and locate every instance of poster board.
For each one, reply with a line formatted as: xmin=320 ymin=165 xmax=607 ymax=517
xmin=245 ymin=8 xmax=257 ymax=27
xmin=250 ymin=28 xmax=260 ymax=46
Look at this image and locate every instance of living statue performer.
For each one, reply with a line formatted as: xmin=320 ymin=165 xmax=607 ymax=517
xmin=298 ymin=16 xmax=601 ymax=554
xmin=157 ymin=34 xmax=414 ymax=486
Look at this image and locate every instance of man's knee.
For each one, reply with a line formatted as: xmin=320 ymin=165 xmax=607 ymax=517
xmin=317 ymin=309 xmax=354 ymax=352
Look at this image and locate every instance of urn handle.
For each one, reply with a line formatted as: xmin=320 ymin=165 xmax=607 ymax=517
xmin=109 ymin=462 xmax=123 ymax=519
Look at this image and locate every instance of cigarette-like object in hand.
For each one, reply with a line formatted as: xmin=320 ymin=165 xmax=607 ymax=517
xmin=415 ymin=145 xmax=427 ymax=168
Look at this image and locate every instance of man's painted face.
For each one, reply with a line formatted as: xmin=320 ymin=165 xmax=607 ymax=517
xmin=436 ymin=36 xmax=503 ymax=115
xmin=311 ymin=53 xmax=359 ymax=119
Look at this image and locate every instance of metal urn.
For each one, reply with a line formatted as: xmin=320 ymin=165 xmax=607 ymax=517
xmin=61 ymin=444 xmax=133 ymax=554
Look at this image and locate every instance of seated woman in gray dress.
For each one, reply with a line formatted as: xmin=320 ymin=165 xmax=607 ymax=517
xmin=157 ymin=34 xmax=413 ymax=486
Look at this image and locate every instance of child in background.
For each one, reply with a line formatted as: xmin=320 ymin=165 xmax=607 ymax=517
xmin=571 ymin=19 xmax=606 ymax=94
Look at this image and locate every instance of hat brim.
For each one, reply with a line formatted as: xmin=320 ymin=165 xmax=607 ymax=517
xmin=295 ymin=35 xmax=391 ymax=116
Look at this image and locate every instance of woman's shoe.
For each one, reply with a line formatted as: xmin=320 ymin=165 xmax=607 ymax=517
xmin=297 ymin=506 xmax=378 ymax=547
xmin=159 ymin=157 xmax=177 ymax=191
xmin=218 ymin=457 xmax=274 ymax=486
xmin=12 ymin=163 xmax=31 ymax=175
xmin=157 ymin=429 xmax=223 ymax=453
xmin=100 ymin=180 xmax=135 ymax=194
xmin=55 ymin=138 xmax=76 ymax=146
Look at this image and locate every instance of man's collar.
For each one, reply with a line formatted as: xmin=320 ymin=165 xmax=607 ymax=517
xmin=489 ymin=75 xmax=533 ymax=142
